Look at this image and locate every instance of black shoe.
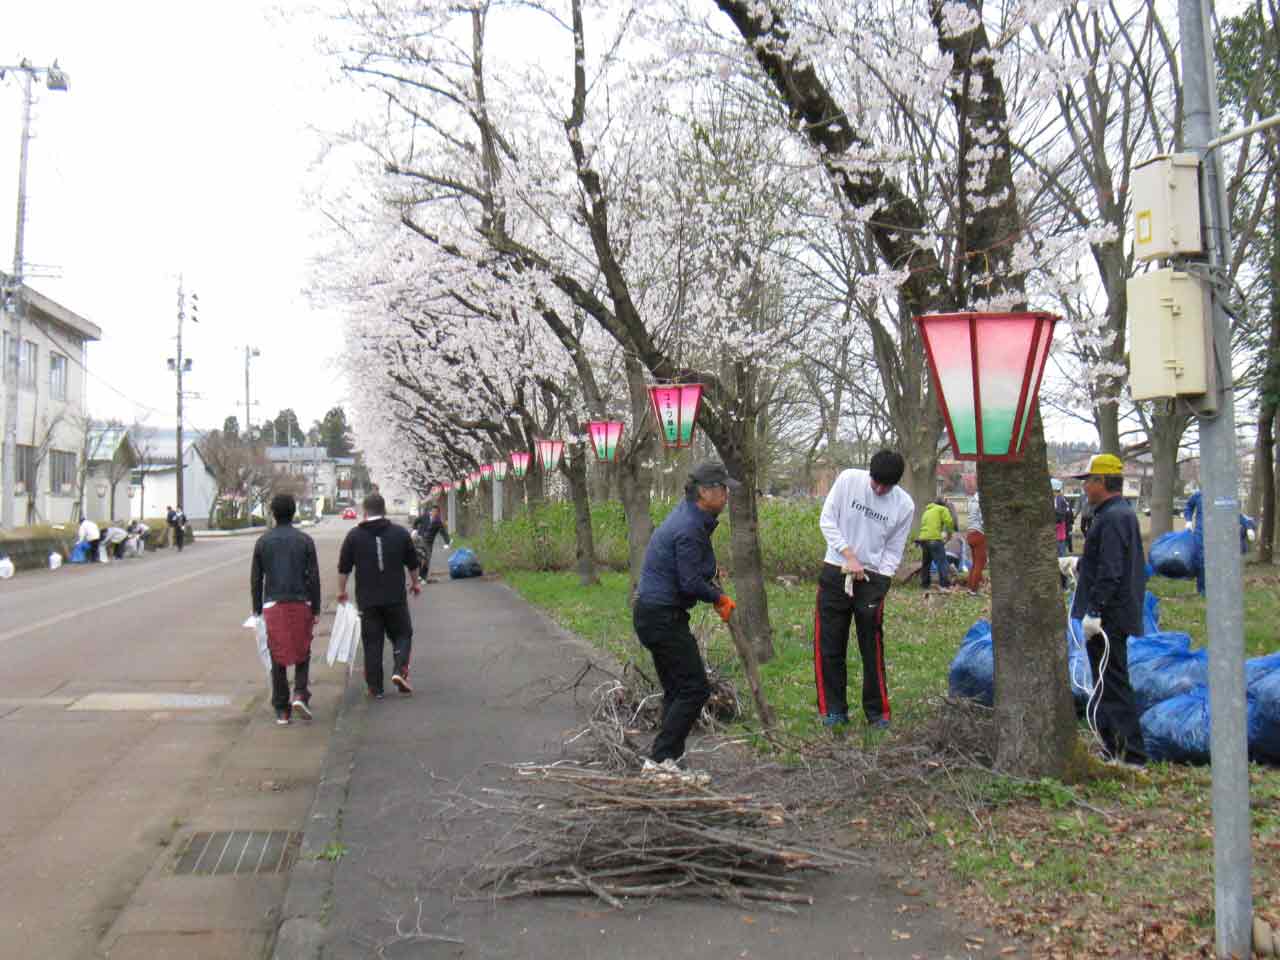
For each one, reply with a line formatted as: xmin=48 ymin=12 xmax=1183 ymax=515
xmin=275 ymin=709 xmax=291 ymax=726
xmin=367 ymin=687 xmax=385 ymax=700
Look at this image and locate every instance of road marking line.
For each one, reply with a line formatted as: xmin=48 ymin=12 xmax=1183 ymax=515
xmin=0 ymin=551 xmax=249 ymax=646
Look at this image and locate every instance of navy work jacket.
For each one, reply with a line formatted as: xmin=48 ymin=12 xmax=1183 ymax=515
xmin=1071 ymin=495 xmax=1146 ymax=636
xmin=635 ymin=498 xmax=723 ymax=610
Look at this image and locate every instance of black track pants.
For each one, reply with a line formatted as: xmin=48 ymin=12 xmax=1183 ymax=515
xmin=633 ymin=602 xmax=710 ymax=762
xmin=813 ymin=564 xmax=892 ymax=722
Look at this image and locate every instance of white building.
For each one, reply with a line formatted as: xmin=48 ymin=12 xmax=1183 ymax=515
xmin=264 ymin=447 xmax=366 ymax=513
xmin=1 ymin=282 xmax=102 ymax=527
xmin=128 ymin=428 xmax=218 ymax=524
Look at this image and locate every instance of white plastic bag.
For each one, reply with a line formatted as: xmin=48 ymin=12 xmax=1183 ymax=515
xmin=0 ymin=556 xmax=13 ymax=580
xmin=97 ymin=543 xmax=109 ymax=564
xmin=48 ymin=552 xmax=62 ymax=571
xmin=327 ymin=602 xmax=361 ymax=666
xmin=243 ymin=615 xmax=271 ymax=672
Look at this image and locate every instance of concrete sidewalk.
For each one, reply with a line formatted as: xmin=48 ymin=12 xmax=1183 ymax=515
xmin=273 ymin=575 xmax=1005 ymax=960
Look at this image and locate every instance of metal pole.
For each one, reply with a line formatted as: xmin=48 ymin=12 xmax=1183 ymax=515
xmin=244 ymin=346 xmax=251 ymax=439
xmin=447 ymin=487 xmax=457 ymax=536
xmin=494 ymin=476 xmax=503 ymax=525
xmin=2 ymin=68 xmax=33 ymax=530
xmin=1177 ymin=1 xmax=1251 ymax=955
xmin=175 ymin=280 xmax=185 ymax=511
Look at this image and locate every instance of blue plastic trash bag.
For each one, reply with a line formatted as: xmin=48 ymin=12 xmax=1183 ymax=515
xmin=948 ymin=620 xmax=993 ymax=706
xmin=1143 ymin=591 xmax=1160 ymax=636
xmin=1248 ymin=655 xmax=1280 ymax=763
xmin=1127 ymin=632 xmax=1204 ymax=712
xmin=1067 ymin=617 xmax=1092 ymax=707
xmin=1143 ymin=687 xmax=1212 ymax=763
xmin=70 ymin=541 xmax=92 ymax=564
xmin=447 ymin=546 xmax=483 ymax=580
xmin=1149 ymin=530 xmax=1197 ymax=579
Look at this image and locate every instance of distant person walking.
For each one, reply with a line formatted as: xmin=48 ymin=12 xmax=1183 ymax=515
xmin=337 ymin=493 xmax=422 ymax=698
xmin=165 ymin=506 xmax=187 ymax=552
xmin=1052 ymin=479 xmax=1074 ymax=557
xmin=412 ymin=504 xmax=451 ymax=580
xmin=251 ymin=494 xmax=322 ymax=726
xmin=964 ymin=491 xmax=986 ymax=594
xmin=815 ymin=449 xmax=915 ymax=729
xmin=633 ymin=461 xmax=738 ymax=769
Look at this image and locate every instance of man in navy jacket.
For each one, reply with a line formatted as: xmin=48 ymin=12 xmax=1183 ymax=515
xmin=633 ymin=461 xmax=738 ymax=767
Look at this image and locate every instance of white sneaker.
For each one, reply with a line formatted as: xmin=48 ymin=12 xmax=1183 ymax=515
xmin=291 ymin=698 xmax=312 ymax=720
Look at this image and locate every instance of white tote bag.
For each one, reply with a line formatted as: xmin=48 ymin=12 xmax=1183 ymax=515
xmin=243 ymin=615 xmax=271 ymax=672
xmin=327 ymin=602 xmax=361 ymax=667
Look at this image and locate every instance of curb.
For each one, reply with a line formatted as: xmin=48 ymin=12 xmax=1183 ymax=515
xmin=269 ymin=661 xmax=363 ymax=960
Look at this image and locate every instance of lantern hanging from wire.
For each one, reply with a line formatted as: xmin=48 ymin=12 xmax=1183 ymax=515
xmin=480 ymin=463 xmax=494 ymax=480
xmin=536 ymin=439 xmax=565 ymax=472
xmin=647 ymin=382 xmax=704 ymax=449
xmin=587 ymin=420 xmax=625 ymax=462
xmin=914 ymin=311 xmax=1058 ymax=461
xmin=493 ymin=460 xmax=509 ymax=481
xmin=510 ymin=451 xmax=531 ymax=478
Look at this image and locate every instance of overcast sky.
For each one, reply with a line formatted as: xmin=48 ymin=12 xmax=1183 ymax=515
xmin=1 ymin=1 xmax=354 ymax=436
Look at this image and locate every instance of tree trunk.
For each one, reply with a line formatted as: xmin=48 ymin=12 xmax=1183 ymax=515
xmin=1147 ymin=410 xmax=1190 ymax=538
xmin=719 ymin=405 xmax=775 ymax=665
xmin=618 ymin=356 xmax=656 ymax=598
xmin=899 ymin=442 xmax=940 ymax=540
xmin=982 ymin=414 xmax=1078 ymax=776
xmin=565 ymin=441 xmax=600 ymax=586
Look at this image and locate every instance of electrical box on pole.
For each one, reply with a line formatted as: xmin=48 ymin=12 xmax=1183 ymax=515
xmin=1131 ymin=154 xmax=1203 ymax=261
xmin=1126 ymin=268 xmax=1217 ymax=412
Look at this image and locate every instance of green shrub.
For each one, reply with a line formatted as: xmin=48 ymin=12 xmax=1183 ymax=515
xmin=472 ymin=497 xmax=828 ymax=579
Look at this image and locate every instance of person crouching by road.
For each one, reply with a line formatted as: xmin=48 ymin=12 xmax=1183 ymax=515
xmin=633 ymin=461 xmax=738 ymax=770
xmin=337 ymin=493 xmax=422 ymax=698
xmin=815 ymin=449 xmax=915 ymax=729
xmin=77 ymin=517 xmax=102 ymax=562
xmin=413 ymin=504 xmax=451 ymax=581
xmin=251 ymin=494 xmax=322 ymax=726
xmin=1070 ymin=454 xmax=1147 ymax=764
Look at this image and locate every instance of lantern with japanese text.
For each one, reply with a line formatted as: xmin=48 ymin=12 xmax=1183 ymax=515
xmin=915 ymin=312 xmax=1058 ymax=461
xmin=510 ymin=451 xmax=531 ymax=478
xmin=647 ymin=382 xmax=704 ymax=449
xmin=535 ymin=439 xmax=565 ymax=472
xmin=587 ymin=420 xmax=625 ymax=462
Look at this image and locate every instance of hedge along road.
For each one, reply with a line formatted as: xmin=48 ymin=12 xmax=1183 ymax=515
xmin=0 ymin=522 xmax=352 ymax=960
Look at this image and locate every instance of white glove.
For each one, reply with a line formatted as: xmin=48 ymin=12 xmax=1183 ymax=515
xmin=1247 ymin=528 xmax=1257 ymax=543
xmin=1184 ymin=520 xmax=1194 ymax=532
xmin=844 ymin=572 xmax=854 ymax=597
xmin=1082 ymin=615 xmax=1104 ymax=640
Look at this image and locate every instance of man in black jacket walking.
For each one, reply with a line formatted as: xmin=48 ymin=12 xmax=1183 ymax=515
xmin=337 ymin=493 xmax=422 ymax=697
xmin=251 ymin=494 xmax=322 ymax=725
xmin=1070 ymin=453 xmax=1147 ymax=764
xmin=412 ymin=504 xmax=451 ymax=580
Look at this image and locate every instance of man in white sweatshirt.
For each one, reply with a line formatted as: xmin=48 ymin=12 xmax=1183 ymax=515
xmin=816 ymin=449 xmax=915 ymax=729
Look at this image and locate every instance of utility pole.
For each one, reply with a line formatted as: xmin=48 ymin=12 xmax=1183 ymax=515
xmin=168 ymin=279 xmax=197 ymax=512
xmin=1177 ymin=1 xmax=1250 ymax=955
xmin=243 ymin=346 xmax=259 ymax=440
xmin=1 ymin=59 xmax=67 ymax=530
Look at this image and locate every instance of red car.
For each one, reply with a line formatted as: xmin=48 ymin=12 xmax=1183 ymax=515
xmin=341 ymin=507 xmax=357 ymax=520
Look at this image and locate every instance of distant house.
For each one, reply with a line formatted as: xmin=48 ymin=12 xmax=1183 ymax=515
xmin=264 ymin=446 xmax=366 ymax=513
xmin=1 ymin=279 xmax=102 ymax=526
xmin=83 ymin=424 xmax=138 ymax=523
xmin=129 ymin=429 xmax=217 ymax=524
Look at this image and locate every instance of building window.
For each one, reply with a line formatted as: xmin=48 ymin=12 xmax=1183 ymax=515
xmin=49 ymin=450 xmax=76 ymax=494
xmin=19 ymin=339 xmax=36 ymax=388
xmin=15 ymin=444 xmax=36 ymax=493
xmin=50 ymin=353 xmax=68 ymax=401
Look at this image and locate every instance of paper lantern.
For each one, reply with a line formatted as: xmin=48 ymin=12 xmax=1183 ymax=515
xmin=480 ymin=463 xmax=494 ymax=479
xmin=648 ymin=382 xmax=704 ymax=449
xmin=915 ymin=311 xmax=1058 ymax=460
xmin=587 ymin=420 xmax=625 ymax=462
xmin=510 ymin=451 xmax=531 ymax=478
xmin=535 ymin=439 xmax=565 ymax=472
xmin=493 ymin=460 xmax=509 ymax=480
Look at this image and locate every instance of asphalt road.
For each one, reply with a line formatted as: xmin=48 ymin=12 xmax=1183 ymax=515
xmin=0 ymin=522 xmax=352 ymax=960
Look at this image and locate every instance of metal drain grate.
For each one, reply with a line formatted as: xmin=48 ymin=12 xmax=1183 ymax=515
xmin=173 ymin=830 xmax=301 ymax=876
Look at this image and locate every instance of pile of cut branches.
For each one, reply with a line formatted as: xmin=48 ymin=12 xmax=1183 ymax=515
xmin=466 ymin=765 xmax=857 ymax=912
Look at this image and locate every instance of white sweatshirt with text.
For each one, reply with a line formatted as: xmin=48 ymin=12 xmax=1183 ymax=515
xmin=819 ymin=468 xmax=916 ymax=577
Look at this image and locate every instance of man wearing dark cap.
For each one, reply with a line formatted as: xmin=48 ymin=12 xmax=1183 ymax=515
xmin=1071 ymin=453 xmax=1146 ymax=764
xmin=633 ymin=461 xmax=739 ymax=769
xmin=816 ymin=449 xmax=915 ymax=729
